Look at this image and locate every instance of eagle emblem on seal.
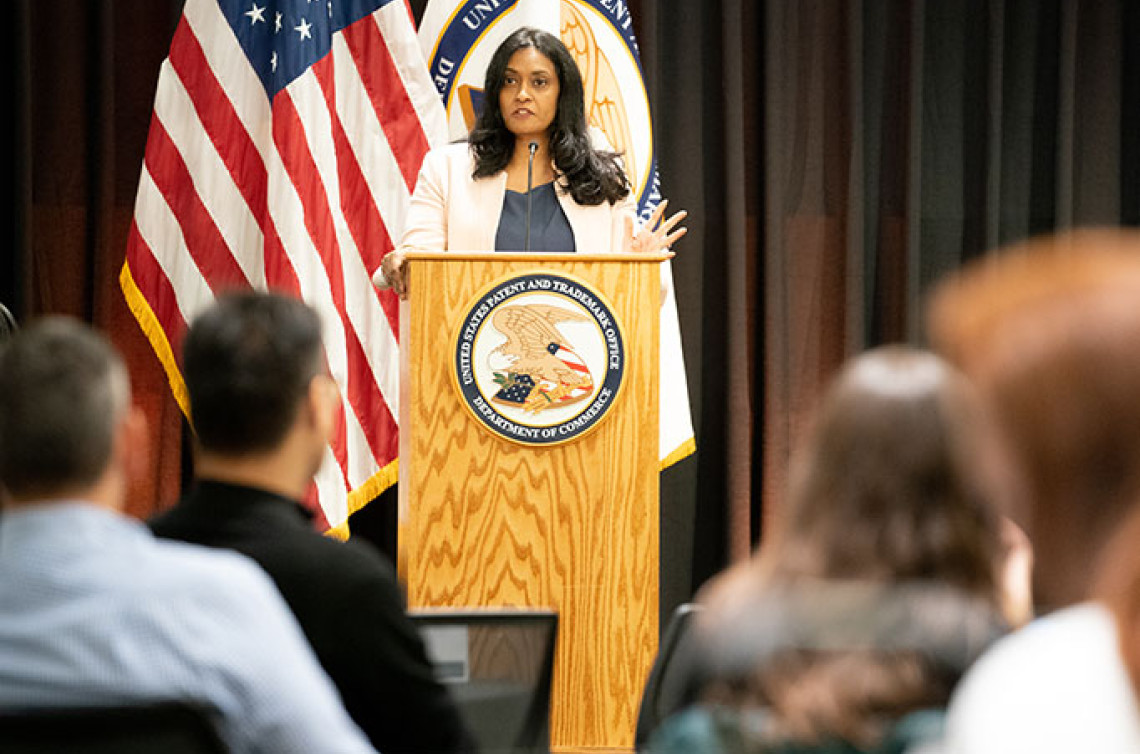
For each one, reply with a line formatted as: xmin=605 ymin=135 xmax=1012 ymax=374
xmin=487 ymin=304 xmax=596 ymax=413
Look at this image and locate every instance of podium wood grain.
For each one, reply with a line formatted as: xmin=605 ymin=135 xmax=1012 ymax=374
xmin=399 ymin=253 xmax=661 ymax=752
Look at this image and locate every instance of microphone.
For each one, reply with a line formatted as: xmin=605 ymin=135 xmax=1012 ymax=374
xmin=525 ymin=141 xmax=537 ymax=252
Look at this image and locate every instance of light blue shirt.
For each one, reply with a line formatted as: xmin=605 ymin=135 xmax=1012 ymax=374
xmin=0 ymin=502 xmax=377 ymax=754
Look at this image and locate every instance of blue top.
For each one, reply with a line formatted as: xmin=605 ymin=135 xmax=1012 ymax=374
xmin=648 ymin=705 xmax=947 ymax=754
xmin=0 ymin=502 xmax=376 ymax=754
xmin=495 ymin=182 xmax=576 ymax=252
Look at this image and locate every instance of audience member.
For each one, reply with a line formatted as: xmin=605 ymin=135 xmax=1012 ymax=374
xmin=648 ymin=346 xmax=1014 ymax=754
xmin=0 ymin=317 xmax=375 ymax=753
xmin=149 ymin=292 xmax=473 ymax=754
xmin=1095 ymin=505 xmax=1140 ymax=735
xmin=927 ymin=230 xmax=1140 ymax=753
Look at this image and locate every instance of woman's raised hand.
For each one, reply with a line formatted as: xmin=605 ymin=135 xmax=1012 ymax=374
xmin=625 ymin=199 xmax=688 ymax=255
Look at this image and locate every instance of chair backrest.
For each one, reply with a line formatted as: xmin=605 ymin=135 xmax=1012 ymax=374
xmin=0 ymin=701 xmax=227 ymax=754
xmin=635 ymin=602 xmax=704 ymax=749
xmin=0 ymin=302 xmax=17 ymax=343
xmin=410 ymin=607 xmax=558 ymax=754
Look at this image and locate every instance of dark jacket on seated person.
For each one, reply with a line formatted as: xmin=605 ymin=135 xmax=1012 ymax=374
xmin=150 ymin=481 xmax=474 ymax=754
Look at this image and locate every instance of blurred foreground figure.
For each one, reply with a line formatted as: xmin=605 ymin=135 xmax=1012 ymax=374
xmin=928 ymin=230 xmax=1140 ymax=754
xmin=0 ymin=318 xmax=375 ymax=753
xmin=649 ymin=346 xmax=1014 ymax=754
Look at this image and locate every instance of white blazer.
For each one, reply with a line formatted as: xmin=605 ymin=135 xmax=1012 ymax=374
xmin=396 ymin=141 xmax=638 ymax=254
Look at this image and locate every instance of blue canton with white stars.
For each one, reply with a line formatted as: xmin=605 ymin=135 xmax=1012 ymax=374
xmin=495 ymin=374 xmax=536 ymax=405
xmin=219 ymin=0 xmax=397 ymax=99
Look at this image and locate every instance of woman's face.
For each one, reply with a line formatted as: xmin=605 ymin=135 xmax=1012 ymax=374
xmin=499 ymin=46 xmax=560 ymax=142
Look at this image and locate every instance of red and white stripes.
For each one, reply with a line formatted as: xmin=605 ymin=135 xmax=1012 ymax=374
xmin=123 ymin=0 xmax=445 ymax=534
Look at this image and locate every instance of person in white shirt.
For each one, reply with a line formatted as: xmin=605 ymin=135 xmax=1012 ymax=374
xmin=927 ymin=230 xmax=1140 ymax=754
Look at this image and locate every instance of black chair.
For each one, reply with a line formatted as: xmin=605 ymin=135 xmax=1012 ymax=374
xmin=0 ymin=701 xmax=227 ymax=754
xmin=410 ymin=607 xmax=558 ymax=754
xmin=634 ymin=602 xmax=704 ymax=750
xmin=0 ymin=302 xmax=17 ymax=342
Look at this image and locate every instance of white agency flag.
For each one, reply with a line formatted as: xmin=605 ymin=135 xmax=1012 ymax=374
xmin=417 ymin=0 xmax=695 ymax=467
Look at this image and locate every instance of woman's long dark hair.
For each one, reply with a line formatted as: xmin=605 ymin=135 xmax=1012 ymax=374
xmin=469 ymin=27 xmax=630 ymax=206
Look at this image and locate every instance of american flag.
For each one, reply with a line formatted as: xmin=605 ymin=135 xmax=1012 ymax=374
xmin=120 ymin=0 xmax=445 ymax=535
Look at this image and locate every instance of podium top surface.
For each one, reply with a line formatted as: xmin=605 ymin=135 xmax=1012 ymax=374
xmin=403 ymin=250 xmax=672 ymax=263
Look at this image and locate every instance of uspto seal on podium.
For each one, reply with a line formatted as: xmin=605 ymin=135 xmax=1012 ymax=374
xmin=452 ymin=271 xmax=626 ymax=446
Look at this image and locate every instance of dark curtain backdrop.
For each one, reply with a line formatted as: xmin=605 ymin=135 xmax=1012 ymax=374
xmin=6 ymin=1 xmax=189 ymax=521
xmin=7 ymin=1 xmax=1139 ymax=624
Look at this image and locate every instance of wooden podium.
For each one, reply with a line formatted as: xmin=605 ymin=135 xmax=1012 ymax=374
xmin=398 ymin=251 xmax=664 ymax=752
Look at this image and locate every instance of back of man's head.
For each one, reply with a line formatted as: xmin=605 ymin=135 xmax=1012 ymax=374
xmin=0 ymin=317 xmax=129 ymax=501
xmin=184 ymin=292 xmax=325 ymax=456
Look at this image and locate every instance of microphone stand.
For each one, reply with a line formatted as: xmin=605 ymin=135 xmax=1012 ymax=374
xmin=525 ymin=141 xmax=537 ymax=252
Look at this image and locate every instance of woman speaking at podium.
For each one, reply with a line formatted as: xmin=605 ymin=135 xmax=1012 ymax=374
xmin=372 ymin=26 xmax=686 ymax=298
